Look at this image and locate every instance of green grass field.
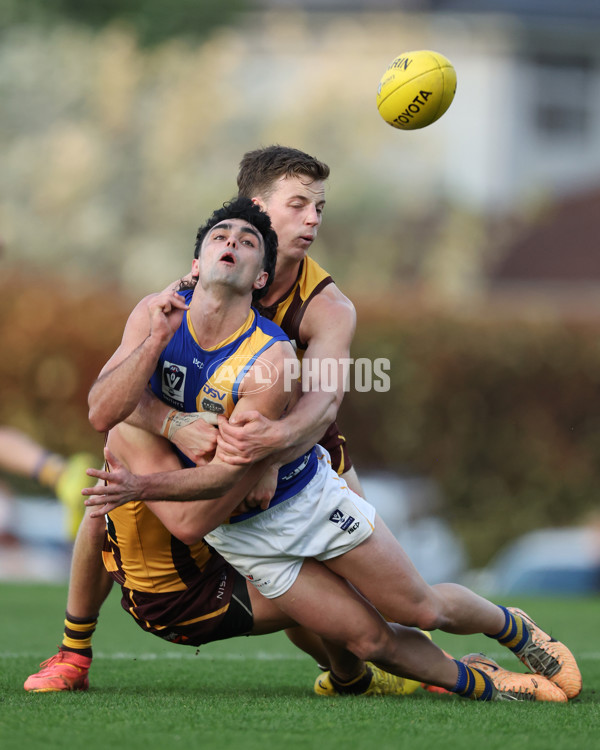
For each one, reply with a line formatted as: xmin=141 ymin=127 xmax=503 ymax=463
xmin=1 ymin=583 xmax=598 ymax=750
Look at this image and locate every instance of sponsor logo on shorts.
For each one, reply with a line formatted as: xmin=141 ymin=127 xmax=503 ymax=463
xmin=216 ymin=571 xmax=227 ymax=600
xmin=254 ymin=579 xmax=272 ymax=589
xmin=329 ymin=509 xmax=358 ymax=532
xmin=246 ymin=573 xmax=271 ymax=588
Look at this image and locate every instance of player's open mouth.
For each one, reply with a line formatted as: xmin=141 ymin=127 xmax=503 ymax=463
xmin=219 ymin=252 xmax=236 ymax=265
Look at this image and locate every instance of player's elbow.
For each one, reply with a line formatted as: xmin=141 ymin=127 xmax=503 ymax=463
xmin=321 ymin=392 xmax=341 ymax=426
xmin=173 ymin=526 xmax=204 ymax=546
xmin=88 ymin=403 xmax=118 ymax=434
xmin=169 ymin=516 xmax=217 ymax=545
xmin=88 ymin=405 xmax=111 ymax=433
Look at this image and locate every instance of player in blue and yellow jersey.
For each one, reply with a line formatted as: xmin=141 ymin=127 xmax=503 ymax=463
xmin=80 ymin=195 xmax=581 ymax=703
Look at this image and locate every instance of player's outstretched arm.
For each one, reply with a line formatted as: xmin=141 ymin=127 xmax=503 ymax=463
xmin=217 ymin=288 xmax=356 ymax=466
xmin=82 ymin=447 xmax=247 ymax=515
xmin=88 ymin=290 xmax=188 ymax=433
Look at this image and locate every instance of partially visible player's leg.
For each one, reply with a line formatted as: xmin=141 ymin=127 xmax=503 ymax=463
xmin=65 ymin=510 xmax=113 ymax=622
xmin=272 ymin=559 xmax=465 ymax=691
xmin=24 ymin=508 xmax=111 ymax=692
xmin=24 ymin=423 xmax=179 ymax=693
xmin=247 ymin=570 xmax=418 ymax=696
xmin=248 ymin=577 xmax=363 ymax=679
xmin=325 ymin=514 xmax=580 ymax=697
xmin=276 ymin=560 xmax=566 ymax=701
xmin=284 ymin=627 xmax=330 ymax=668
xmin=326 ymin=515 xmax=506 ymax=635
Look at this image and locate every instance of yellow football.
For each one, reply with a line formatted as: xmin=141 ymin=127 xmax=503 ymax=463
xmin=377 ymin=50 xmax=457 ymax=130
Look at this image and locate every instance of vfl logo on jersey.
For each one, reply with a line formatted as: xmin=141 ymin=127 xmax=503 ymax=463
xmin=162 ymin=361 xmax=187 ymax=404
xmin=329 ymin=509 xmax=358 ymax=532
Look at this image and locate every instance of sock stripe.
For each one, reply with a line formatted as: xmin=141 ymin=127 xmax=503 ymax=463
xmin=62 ymin=614 xmax=98 ymax=656
xmin=497 ymin=619 xmax=518 ymax=644
xmin=64 ymin=618 xmax=98 ymax=633
xmin=453 ymin=660 xmax=495 ymax=701
xmin=473 ymin=668 xmax=495 ymax=701
xmin=486 ymin=606 xmax=529 ymax=653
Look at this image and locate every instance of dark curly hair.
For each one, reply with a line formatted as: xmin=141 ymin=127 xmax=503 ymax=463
xmin=191 ymin=196 xmax=278 ymax=301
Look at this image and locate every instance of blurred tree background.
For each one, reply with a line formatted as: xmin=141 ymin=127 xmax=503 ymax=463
xmin=1 ymin=1 xmax=598 ymax=567
xmin=0 ymin=0 xmax=249 ymax=46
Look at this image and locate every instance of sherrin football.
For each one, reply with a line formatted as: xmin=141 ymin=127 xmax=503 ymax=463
xmin=377 ymin=50 xmax=457 ymax=130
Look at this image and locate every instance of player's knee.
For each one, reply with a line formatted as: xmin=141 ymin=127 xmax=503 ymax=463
xmin=344 ymin=624 xmax=394 ymax=663
xmin=410 ymin=596 xmax=450 ymax=632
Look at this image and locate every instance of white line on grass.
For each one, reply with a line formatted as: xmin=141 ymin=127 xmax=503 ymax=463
xmin=1 ymin=650 xmax=307 ymax=661
xmin=4 ymin=650 xmax=600 ymax=661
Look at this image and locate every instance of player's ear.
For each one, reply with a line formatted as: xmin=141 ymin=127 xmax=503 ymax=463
xmin=251 ymin=196 xmax=266 ymax=211
xmin=253 ymin=269 xmax=269 ymax=291
xmin=191 ymin=258 xmax=200 ymax=276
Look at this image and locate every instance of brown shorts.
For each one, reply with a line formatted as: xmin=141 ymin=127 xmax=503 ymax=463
xmin=319 ymin=420 xmax=352 ymax=475
xmin=114 ymin=553 xmax=253 ymax=647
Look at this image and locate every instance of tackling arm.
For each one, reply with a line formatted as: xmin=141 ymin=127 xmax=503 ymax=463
xmin=88 ymin=290 xmax=188 ymax=433
xmin=217 ymin=288 xmax=356 ymax=466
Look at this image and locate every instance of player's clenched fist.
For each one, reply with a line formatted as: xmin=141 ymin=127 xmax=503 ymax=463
xmin=147 ymin=290 xmax=189 ymax=343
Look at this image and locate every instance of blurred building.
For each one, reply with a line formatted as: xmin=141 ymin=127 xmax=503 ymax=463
xmin=2 ymin=1 xmax=598 ymax=295
xmin=261 ymin=0 xmax=600 ymax=213
xmin=487 ymin=184 xmax=600 ymax=316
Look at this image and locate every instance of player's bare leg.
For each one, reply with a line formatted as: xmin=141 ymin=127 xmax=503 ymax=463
xmin=272 ymin=557 xmax=567 ymax=701
xmin=273 ymin=558 xmax=459 ymax=688
xmin=66 ymin=511 xmax=113 ymax=618
xmin=323 ymin=515 xmax=579 ymax=698
xmin=23 ymin=508 xmax=111 ymax=692
xmin=24 ymin=424 xmax=174 ymax=693
xmin=247 ymin=580 xmax=419 ymax=697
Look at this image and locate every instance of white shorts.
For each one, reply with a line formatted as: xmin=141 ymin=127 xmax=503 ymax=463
xmin=205 ymin=446 xmax=376 ymax=599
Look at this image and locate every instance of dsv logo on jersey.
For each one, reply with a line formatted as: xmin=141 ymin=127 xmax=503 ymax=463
xmin=204 ymin=355 xmax=279 ymax=395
